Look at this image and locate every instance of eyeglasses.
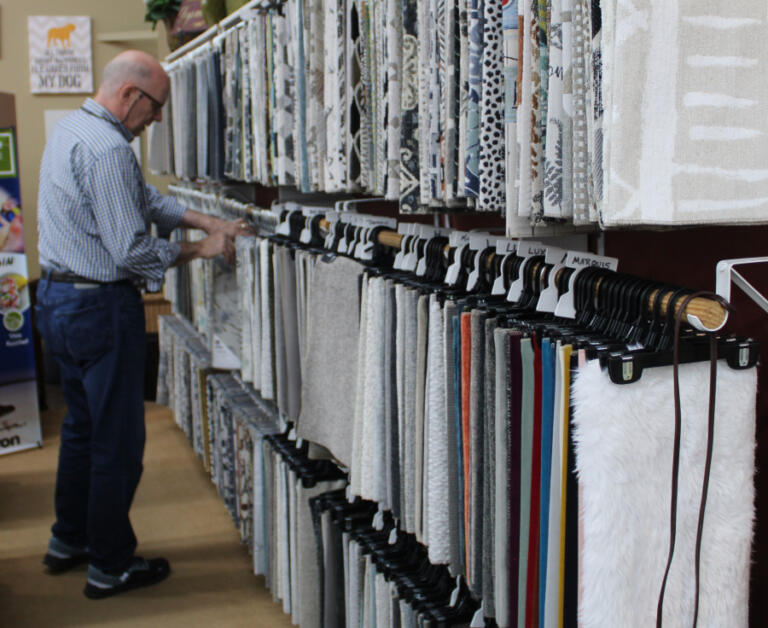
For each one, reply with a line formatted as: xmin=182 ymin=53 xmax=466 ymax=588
xmin=136 ymin=87 xmax=163 ymax=112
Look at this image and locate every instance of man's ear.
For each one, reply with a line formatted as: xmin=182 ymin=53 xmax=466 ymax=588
xmin=117 ymin=82 xmax=138 ymax=105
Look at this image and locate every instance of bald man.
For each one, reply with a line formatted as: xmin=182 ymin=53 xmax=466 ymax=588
xmin=35 ymin=50 xmax=248 ymax=599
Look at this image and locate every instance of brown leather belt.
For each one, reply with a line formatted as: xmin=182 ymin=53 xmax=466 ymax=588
xmin=44 ymin=270 xmax=99 ymax=283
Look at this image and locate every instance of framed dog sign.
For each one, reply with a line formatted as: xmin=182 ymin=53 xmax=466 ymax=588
xmin=28 ymin=16 xmax=93 ymax=94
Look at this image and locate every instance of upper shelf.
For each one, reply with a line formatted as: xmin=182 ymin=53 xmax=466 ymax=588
xmin=97 ymin=30 xmax=158 ymax=43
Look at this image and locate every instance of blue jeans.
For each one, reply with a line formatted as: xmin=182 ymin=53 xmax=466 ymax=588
xmin=35 ymin=279 xmax=146 ymax=573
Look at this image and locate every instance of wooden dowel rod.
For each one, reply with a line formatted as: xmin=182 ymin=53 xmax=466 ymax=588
xmin=314 ymin=219 xmax=728 ymax=329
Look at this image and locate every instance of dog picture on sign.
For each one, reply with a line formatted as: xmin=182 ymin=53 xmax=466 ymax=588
xmin=47 ymin=23 xmax=76 ymax=48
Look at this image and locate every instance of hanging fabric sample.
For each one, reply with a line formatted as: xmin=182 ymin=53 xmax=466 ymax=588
xmin=478 ymin=0 xmax=506 ymax=212
xmin=306 ymin=0 xmax=326 ymax=191
xmin=345 ymin=0 xmax=365 ymax=190
xmin=385 ymin=0 xmax=403 ymax=200
xmin=399 ymin=0 xmax=422 ymax=213
xmin=600 ymin=2 xmax=768 ymax=225
xmin=297 ymin=255 xmax=363 ymax=467
xmin=273 ymin=12 xmax=297 ymax=186
xmin=571 ymin=359 xmax=756 ymax=628
xmin=543 ymin=0 xmax=573 ymax=218
xmin=464 ymin=0 xmax=483 ymax=199
xmin=323 ymin=0 xmax=347 ymax=192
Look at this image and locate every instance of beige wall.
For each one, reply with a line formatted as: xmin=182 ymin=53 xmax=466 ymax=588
xmin=0 ymin=1 xmax=172 ymax=279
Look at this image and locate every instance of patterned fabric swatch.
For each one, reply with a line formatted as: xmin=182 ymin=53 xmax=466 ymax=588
xmin=385 ymin=0 xmax=403 ymax=200
xmin=417 ymin=0 xmax=433 ymax=205
xmin=503 ymin=0 xmax=521 ymax=222
xmin=399 ymin=0 xmax=422 ymax=213
xmin=307 ymin=0 xmax=326 ymax=191
xmin=273 ymin=13 xmax=296 ymax=186
xmin=528 ymin=0 xmax=545 ymax=218
xmin=570 ymin=0 xmax=590 ymax=224
xmin=464 ymin=0 xmax=483 ymax=199
xmin=323 ymin=0 xmax=346 ymax=191
xmin=479 ymin=0 xmax=506 ymax=212
xmin=346 ymin=0 xmax=364 ymax=190
xmin=516 ymin=0 xmax=534 ymax=216
xmin=543 ymin=0 xmax=574 ymax=218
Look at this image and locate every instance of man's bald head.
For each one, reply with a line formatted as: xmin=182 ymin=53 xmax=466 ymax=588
xmin=98 ymin=50 xmax=167 ymax=97
xmin=94 ymin=50 xmax=170 ymax=137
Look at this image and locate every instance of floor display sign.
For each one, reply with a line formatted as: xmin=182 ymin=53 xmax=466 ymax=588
xmin=0 ymin=127 xmax=42 ymax=455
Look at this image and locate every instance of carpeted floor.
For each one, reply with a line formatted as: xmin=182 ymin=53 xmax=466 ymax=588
xmin=0 ymin=387 xmax=294 ymax=627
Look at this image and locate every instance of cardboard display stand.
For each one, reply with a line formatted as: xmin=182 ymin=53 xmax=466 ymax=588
xmin=0 ymin=93 xmax=42 ymax=455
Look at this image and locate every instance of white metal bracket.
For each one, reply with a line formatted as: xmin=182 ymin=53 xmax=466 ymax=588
xmin=715 ymin=257 xmax=768 ymax=328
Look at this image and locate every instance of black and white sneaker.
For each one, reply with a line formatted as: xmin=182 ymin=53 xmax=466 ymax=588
xmin=43 ymin=537 xmax=90 ymax=574
xmin=83 ymin=557 xmax=171 ymax=599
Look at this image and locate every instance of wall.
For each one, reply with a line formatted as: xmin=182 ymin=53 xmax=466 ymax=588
xmin=0 ymin=0 xmax=171 ymax=279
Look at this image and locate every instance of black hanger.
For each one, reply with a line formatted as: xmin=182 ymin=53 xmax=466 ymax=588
xmin=601 ymin=335 xmax=758 ymax=385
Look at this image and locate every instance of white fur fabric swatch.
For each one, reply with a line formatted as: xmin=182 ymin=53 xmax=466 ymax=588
xmin=572 ymin=359 xmax=756 ymax=628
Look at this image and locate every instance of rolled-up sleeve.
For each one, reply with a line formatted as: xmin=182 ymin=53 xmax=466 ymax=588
xmin=86 ymin=146 xmax=180 ymax=281
xmin=145 ymin=183 xmax=187 ymax=235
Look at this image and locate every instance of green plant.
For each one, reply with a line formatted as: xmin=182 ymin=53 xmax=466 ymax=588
xmin=143 ymin=0 xmax=182 ymax=29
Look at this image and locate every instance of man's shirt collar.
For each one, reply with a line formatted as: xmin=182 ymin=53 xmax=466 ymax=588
xmin=81 ymin=98 xmax=134 ymax=142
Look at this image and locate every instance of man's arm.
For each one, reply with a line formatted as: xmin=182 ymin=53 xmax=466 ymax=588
xmin=143 ymin=185 xmax=253 ymax=239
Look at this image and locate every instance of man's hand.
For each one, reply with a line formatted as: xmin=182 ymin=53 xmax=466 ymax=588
xmin=179 ymin=209 xmax=255 ymax=238
xmin=214 ymin=217 xmax=255 ymax=239
xmin=198 ymin=231 xmax=236 ymax=264
xmin=174 ymin=231 xmax=236 ymax=266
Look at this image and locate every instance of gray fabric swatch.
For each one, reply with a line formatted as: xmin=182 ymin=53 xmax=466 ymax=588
xmin=402 ymin=288 xmax=419 ymax=533
xmin=414 ymin=293 xmax=430 ymax=543
xmin=350 ymin=273 xmax=369 ymax=497
xmin=518 ymin=337 xmax=535 ymax=628
xmin=259 ymin=240 xmax=276 ymax=400
xmin=297 ymin=255 xmax=363 ymax=467
xmin=426 ymin=295 xmax=450 ymax=564
xmin=296 ymin=479 xmax=347 ymax=628
xmin=384 ymin=280 xmax=399 ymax=514
xmin=443 ymin=300 xmax=461 ymax=576
xmin=361 ymin=277 xmax=387 ymax=503
xmin=494 ymin=328 xmax=513 ymax=628
xmin=483 ymin=317 xmax=498 ymax=617
xmin=277 ymin=246 xmax=302 ymax=421
xmin=468 ymin=309 xmax=486 ymax=596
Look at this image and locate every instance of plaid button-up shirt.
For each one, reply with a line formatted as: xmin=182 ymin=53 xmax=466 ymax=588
xmin=38 ymin=98 xmax=185 ymax=292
